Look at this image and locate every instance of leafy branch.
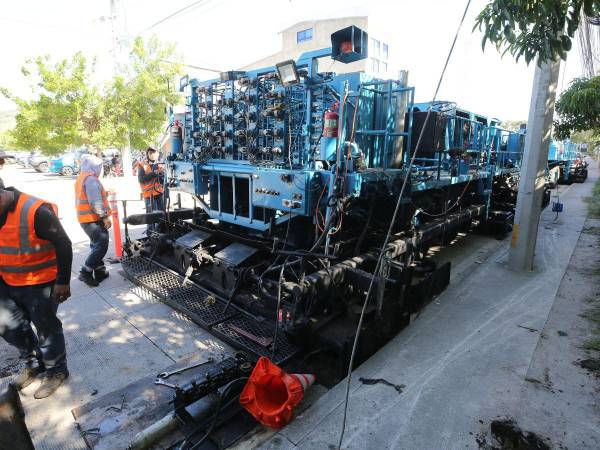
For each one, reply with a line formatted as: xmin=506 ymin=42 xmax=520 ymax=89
xmin=474 ymin=0 xmax=600 ymax=64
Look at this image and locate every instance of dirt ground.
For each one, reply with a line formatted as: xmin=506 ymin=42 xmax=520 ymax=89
xmin=475 ymin=215 xmax=600 ymax=449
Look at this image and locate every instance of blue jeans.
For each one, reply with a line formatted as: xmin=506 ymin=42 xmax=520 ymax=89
xmin=80 ymin=221 xmax=109 ymax=270
xmin=0 ymin=279 xmax=67 ymax=374
xmin=145 ymin=195 xmax=165 ymax=232
xmin=145 ymin=194 xmax=164 ymax=213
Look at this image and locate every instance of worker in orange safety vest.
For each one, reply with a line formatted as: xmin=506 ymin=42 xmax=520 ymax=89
xmin=0 ymin=185 xmax=73 ymax=398
xmin=138 ymin=146 xmax=165 ymax=214
xmin=75 ymin=155 xmax=112 ymax=287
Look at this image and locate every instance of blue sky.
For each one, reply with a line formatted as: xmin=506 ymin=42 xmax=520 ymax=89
xmin=0 ymin=0 xmax=584 ymax=120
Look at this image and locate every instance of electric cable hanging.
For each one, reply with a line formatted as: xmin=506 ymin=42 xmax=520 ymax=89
xmin=139 ymin=0 xmax=213 ymax=34
xmin=336 ymin=1 xmax=472 ymax=448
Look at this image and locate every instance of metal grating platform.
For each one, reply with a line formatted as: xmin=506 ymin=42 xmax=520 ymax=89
xmin=121 ymin=256 xmax=235 ymax=327
xmin=121 ymin=256 xmax=298 ymax=364
xmin=212 ymin=316 xmax=298 ymax=363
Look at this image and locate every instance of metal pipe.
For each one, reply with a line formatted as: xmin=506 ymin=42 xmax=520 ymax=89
xmin=394 ymin=71 xmax=409 ymax=169
xmin=128 ymin=395 xmax=217 ymax=450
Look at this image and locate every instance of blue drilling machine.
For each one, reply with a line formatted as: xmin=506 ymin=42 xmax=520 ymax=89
xmin=121 ymin=26 xmax=530 ymax=386
xmin=548 ymin=139 xmax=588 ymax=184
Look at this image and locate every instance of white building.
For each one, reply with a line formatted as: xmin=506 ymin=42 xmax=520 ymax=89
xmin=240 ymin=16 xmax=394 ymax=77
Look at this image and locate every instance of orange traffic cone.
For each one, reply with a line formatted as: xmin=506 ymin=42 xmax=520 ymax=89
xmin=239 ymin=357 xmax=315 ymax=429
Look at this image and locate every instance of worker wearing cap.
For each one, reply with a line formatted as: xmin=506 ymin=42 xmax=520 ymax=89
xmin=138 ymin=147 xmax=165 ymax=214
xmin=75 ymin=155 xmax=111 ymax=287
xmin=0 ymin=185 xmax=73 ymax=398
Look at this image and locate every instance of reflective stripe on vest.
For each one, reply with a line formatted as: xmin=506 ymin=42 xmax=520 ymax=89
xmin=0 ymin=193 xmax=58 ymax=286
xmin=75 ymin=171 xmax=110 ymax=223
xmin=140 ymin=162 xmax=164 ymax=198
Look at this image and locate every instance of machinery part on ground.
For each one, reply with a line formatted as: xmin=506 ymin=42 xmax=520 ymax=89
xmin=128 ymin=394 xmax=218 ymax=450
xmin=0 ymin=383 xmax=35 ymax=450
xmin=172 ymin=354 xmax=253 ymax=418
xmin=172 ymin=353 xmax=255 ymax=448
xmin=130 ymin=353 xmax=255 ymax=450
xmin=122 ymin=208 xmax=198 ymax=225
xmin=239 ymin=356 xmax=315 ymax=429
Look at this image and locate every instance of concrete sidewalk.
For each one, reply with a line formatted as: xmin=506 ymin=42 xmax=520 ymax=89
xmin=257 ymin=166 xmax=599 ymax=450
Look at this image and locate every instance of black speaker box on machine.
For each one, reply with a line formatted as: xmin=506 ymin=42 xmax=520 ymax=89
xmin=407 ymin=111 xmax=447 ymax=160
xmin=331 ymin=26 xmax=368 ymax=63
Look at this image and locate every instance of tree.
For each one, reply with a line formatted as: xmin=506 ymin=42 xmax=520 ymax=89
xmin=475 ymin=1 xmax=600 ymax=64
xmin=2 ymin=36 xmax=182 ymax=154
xmin=94 ymin=36 xmax=182 ymax=150
xmin=0 ymin=53 xmax=101 ymax=154
xmin=0 ymin=130 xmax=15 ymax=149
xmin=554 ymin=75 xmax=600 ymax=139
xmin=570 ymin=129 xmax=599 ymax=144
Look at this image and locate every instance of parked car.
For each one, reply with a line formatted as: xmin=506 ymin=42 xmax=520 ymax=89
xmin=28 ymin=152 xmax=50 ymax=172
xmin=16 ymin=151 xmax=32 ymax=167
xmin=50 ymin=148 xmax=90 ymax=176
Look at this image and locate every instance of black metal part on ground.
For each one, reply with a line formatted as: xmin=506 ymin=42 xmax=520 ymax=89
xmin=173 ymin=354 xmax=255 ymax=450
xmin=0 ymin=383 xmax=35 ymax=450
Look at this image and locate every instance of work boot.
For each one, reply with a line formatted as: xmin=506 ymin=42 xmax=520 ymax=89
xmin=79 ymin=268 xmax=99 ymax=287
xmin=13 ymin=363 xmax=42 ymax=390
xmin=93 ymin=268 xmax=109 ymax=283
xmin=34 ymin=371 xmax=69 ymax=399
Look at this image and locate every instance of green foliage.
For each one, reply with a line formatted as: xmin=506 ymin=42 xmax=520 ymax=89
xmin=474 ymin=1 xmax=600 ymax=64
xmin=554 ymin=75 xmax=600 ymax=139
xmin=94 ymin=36 xmax=182 ymax=150
xmin=570 ymin=129 xmax=599 ymax=145
xmin=587 ymin=177 xmax=600 ymax=218
xmin=0 ymin=129 xmax=15 ymax=148
xmin=0 ymin=53 xmax=101 ymax=154
xmin=1 ymin=36 xmax=182 ymax=154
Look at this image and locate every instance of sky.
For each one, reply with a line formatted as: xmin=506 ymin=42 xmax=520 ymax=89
xmin=0 ymin=0 xmax=587 ymax=121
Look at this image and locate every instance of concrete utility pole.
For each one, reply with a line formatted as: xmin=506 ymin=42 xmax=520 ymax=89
xmin=106 ymin=0 xmax=134 ymax=177
xmin=508 ymin=59 xmax=561 ymax=271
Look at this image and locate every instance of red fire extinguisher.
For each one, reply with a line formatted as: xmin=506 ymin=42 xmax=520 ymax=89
xmin=323 ymin=108 xmax=339 ymax=138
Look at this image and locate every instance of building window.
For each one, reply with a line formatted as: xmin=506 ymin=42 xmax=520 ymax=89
xmin=382 ymin=43 xmax=389 ymax=60
xmin=371 ymin=58 xmax=380 ymax=73
xmin=381 ymin=62 xmax=388 ymax=72
xmin=371 ymin=38 xmax=380 ymax=56
xmin=297 ymin=28 xmax=313 ymax=43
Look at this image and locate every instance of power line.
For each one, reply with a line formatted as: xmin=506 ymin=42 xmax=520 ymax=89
xmin=335 ymin=1 xmax=473 ymax=448
xmin=139 ymin=0 xmax=212 ymax=34
xmin=577 ymin=10 xmax=600 ymax=77
xmin=160 ymin=59 xmax=223 ymax=73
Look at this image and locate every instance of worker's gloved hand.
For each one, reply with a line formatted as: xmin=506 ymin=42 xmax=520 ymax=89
xmin=54 ymin=284 xmax=71 ymax=303
xmin=103 ymin=217 xmax=112 ymax=230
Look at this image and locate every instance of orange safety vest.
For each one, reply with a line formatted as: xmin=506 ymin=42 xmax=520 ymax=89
xmin=0 ymin=193 xmax=58 ymax=286
xmin=75 ymin=171 xmax=111 ymax=223
xmin=140 ymin=162 xmax=164 ymax=198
